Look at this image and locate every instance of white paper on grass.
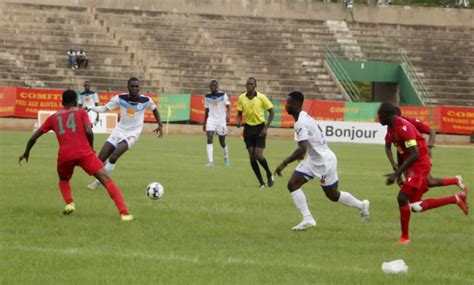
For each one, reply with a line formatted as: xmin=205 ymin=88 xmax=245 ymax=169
xmin=381 ymin=259 xmax=408 ymax=274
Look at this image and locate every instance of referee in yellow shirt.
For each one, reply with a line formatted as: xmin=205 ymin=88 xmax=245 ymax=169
xmin=236 ymin=77 xmax=275 ymax=188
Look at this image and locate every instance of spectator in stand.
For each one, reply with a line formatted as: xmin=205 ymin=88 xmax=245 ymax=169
xmin=76 ymin=49 xmax=89 ymax=69
xmin=458 ymin=0 xmax=470 ymax=8
xmin=67 ymin=49 xmax=77 ymax=69
xmin=343 ymin=0 xmax=355 ymax=22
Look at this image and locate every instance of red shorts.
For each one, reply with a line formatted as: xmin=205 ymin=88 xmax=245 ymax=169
xmin=401 ymin=160 xmax=431 ymax=202
xmin=57 ymin=153 xmax=104 ymax=181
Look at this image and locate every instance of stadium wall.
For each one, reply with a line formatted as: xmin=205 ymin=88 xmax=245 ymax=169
xmin=1 ymin=0 xmax=472 ymax=28
xmin=1 ymin=118 xmax=470 ymax=145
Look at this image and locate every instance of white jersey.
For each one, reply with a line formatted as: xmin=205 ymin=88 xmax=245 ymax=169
xmin=78 ymin=90 xmax=99 ymax=108
xmin=105 ymin=93 xmax=156 ymax=136
xmin=295 ymin=111 xmax=336 ymax=165
xmin=204 ymin=91 xmax=230 ymax=123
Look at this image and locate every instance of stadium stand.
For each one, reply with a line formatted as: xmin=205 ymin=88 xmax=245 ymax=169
xmin=346 ymin=22 xmax=474 ymax=106
xmin=0 ymin=1 xmax=472 ymax=104
xmin=0 ymin=3 xmax=157 ymax=92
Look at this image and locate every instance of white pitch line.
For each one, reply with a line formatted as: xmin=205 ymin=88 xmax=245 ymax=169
xmin=0 ymin=244 xmax=329 ymax=272
xmin=2 ymin=244 xmax=472 ymax=282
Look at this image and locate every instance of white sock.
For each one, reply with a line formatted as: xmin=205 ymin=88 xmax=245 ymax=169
xmin=222 ymin=145 xmax=229 ymax=159
xmin=105 ymin=161 xmax=116 ymax=174
xmin=291 ymin=189 xmax=313 ymax=220
xmin=95 ymin=161 xmax=116 ymax=185
xmin=207 ymin=144 xmax=213 ymax=163
xmin=338 ymin=191 xmax=363 ymax=209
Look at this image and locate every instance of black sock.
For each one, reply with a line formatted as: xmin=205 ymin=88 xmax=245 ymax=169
xmin=257 ymin=158 xmax=272 ymax=178
xmin=250 ymin=159 xmax=264 ymax=185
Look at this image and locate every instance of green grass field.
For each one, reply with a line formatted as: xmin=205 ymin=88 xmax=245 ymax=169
xmin=1 ymin=131 xmax=473 ymax=284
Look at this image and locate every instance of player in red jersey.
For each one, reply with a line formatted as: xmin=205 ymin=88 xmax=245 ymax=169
xmin=384 ymin=106 xmax=468 ymax=192
xmin=18 ymin=90 xmax=134 ymax=221
xmin=378 ymin=102 xmax=468 ymax=244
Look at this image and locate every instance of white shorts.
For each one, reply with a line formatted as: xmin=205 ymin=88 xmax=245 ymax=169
xmin=294 ymin=156 xmax=339 ymax=187
xmin=206 ymin=120 xmax=227 ymax=136
xmin=106 ymin=130 xmax=138 ymax=149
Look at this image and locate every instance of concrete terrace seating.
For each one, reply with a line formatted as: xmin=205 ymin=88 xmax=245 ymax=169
xmin=95 ymin=8 xmax=343 ymax=100
xmin=0 ymin=2 xmax=157 ymax=92
xmin=347 ymin=22 xmax=474 ymax=106
xmin=2 ymin=2 xmax=472 ymax=105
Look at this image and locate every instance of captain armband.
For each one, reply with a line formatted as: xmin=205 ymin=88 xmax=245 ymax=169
xmin=404 ymin=140 xmax=417 ymax=148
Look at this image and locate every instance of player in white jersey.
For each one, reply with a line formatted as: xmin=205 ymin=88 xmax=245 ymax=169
xmin=86 ymin=77 xmax=163 ymax=190
xmin=203 ymin=80 xmax=230 ymax=166
xmin=274 ymin=91 xmax=369 ymax=230
xmin=78 ymin=80 xmax=100 ymax=125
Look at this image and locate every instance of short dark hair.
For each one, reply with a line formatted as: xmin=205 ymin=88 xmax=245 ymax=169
xmin=378 ymin=102 xmax=397 ymax=116
xmin=62 ymin=89 xmax=77 ymax=105
xmin=247 ymin=77 xmax=257 ymax=84
xmin=210 ymin=79 xmax=218 ymax=85
xmin=128 ymin=77 xmax=139 ymax=85
xmin=288 ymin=91 xmax=304 ymax=104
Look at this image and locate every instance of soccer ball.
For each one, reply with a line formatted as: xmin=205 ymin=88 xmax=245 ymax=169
xmin=146 ymin=182 xmax=164 ymax=200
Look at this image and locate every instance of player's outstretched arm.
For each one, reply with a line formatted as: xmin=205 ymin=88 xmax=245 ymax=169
xmin=18 ymin=129 xmax=45 ymax=165
xmin=89 ymin=106 xmax=109 ymax=113
xmin=275 ymin=140 xmax=308 ymax=176
xmin=152 ymin=108 xmax=163 ymax=139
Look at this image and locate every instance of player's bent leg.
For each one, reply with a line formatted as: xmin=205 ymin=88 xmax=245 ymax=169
xmin=94 ymin=169 xmax=132 ymax=220
xmin=206 ymin=131 xmax=215 ymax=166
xmin=321 ymin=182 xmax=340 ymax=202
xmin=456 ymin=175 xmax=468 ymax=193
xmin=89 ymin=140 xmax=129 ymax=189
xmin=426 ymin=174 xmax=459 ymax=188
xmin=247 ymin=147 xmax=265 ymax=187
xmin=398 ymin=191 xmax=411 ymax=243
xmin=57 ymin=161 xmax=76 ymax=215
xmin=206 ymin=131 xmax=215 ymax=144
xmin=218 ymin=135 xmax=230 ymax=166
xmin=288 ymin=172 xmax=315 ymax=230
xmin=59 ymin=178 xmax=75 ymax=215
xmin=108 ymin=141 xmax=129 ymax=164
xmin=206 ymin=131 xmax=214 ymax=164
xmin=97 ymin=141 xmax=116 ymax=162
xmin=255 ymin=147 xmax=273 ymax=187
xmin=322 ymin=182 xmax=369 ymax=222
xmin=88 ymin=142 xmax=116 ymax=190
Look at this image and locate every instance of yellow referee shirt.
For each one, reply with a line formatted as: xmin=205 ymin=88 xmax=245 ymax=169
xmin=236 ymin=92 xmax=273 ymax=126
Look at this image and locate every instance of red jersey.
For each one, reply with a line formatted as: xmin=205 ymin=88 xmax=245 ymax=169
xmin=40 ymin=107 xmax=94 ymax=160
xmin=386 ymin=116 xmax=429 ymax=162
xmin=402 ymin=116 xmax=431 ymax=134
xmin=385 ymin=116 xmax=431 ymax=144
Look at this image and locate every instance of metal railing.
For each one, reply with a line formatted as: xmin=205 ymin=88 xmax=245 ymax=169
xmin=324 ymin=44 xmax=360 ymax=101
xmin=400 ymin=48 xmax=436 ymax=127
xmin=400 ymin=49 xmax=431 ymax=106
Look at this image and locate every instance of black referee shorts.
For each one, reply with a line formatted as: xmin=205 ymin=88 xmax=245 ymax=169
xmin=243 ymin=123 xmax=266 ymax=149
